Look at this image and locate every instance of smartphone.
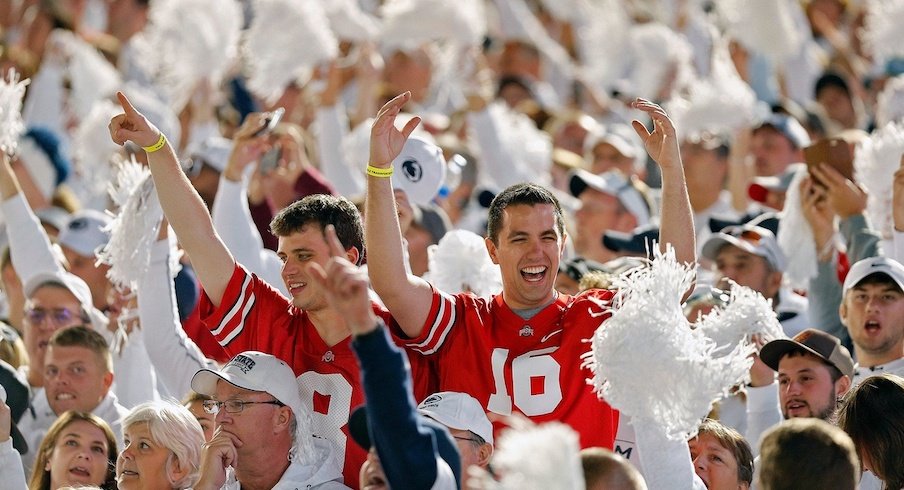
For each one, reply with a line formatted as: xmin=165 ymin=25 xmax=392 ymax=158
xmin=254 ymin=107 xmax=285 ymax=137
xmin=258 ymin=146 xmax=282 ymax=174
xmin=804 ymin=137 xmax=854 ymax=185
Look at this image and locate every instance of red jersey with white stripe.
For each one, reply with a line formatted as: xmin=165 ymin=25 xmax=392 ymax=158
xmin=407 ymin=287 xmax=618 ymax=449
xmin=198 ymin=264 xmax=436 ymax=489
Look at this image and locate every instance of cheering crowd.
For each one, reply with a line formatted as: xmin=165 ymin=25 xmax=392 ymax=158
xmin=0 ymin=0 xmax=902 ymax=488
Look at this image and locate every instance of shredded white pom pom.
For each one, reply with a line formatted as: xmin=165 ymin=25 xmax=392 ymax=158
xmin=0 ymin=69 xmax=29 ymax=155
xmin=667 ymin=39 xmax=762 ymax=141
xmin=97 ymin=157 xmax=172 ymax=290
xmin=133 ymin=0 xmax=243 ymax=111
xmin=575 ymin=0 xmax=630 ymax=93
xmin=723 ymin=0 xmax=803 ymax=63
xmin=778 ymin=168 xmax=818 ymax=289
xmin=469 ymin=422 xmax=585 ymax=490
xmin=472 ymin=102 xmax=552 ymax=190
xmin=423 ymin=230 xmax=502 ymax=298
xmin=320 ymin=0 xmax=381 ymax=41
xmin=585 ymin=245 xmax=752 ymax=441
xmin=243 ymin=0 xmax=338 ymax=104
xmin=620 ymin=23 xmax=694 ymax=100
xmin=696 ymin=281 xmax=786 ymax=357
xmin=862 ymin=0 xmax=904 ymax=64
xmin=380 ymin=0 xmax=486 ymax=52
xmin=854 ymin=122 xmax=904 ymax=241
xmin=71 ymin=100 xmax=122 ymax=205
xmin=877 ymin=75 xmax=904 ymax=127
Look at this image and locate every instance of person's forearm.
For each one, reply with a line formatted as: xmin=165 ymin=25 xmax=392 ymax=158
xmin=0 ymin=154 xmax=22 ymax=200
xmin=659 ymin=165 xmax=696 ymax=266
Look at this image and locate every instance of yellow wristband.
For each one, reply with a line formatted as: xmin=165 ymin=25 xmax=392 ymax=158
xmin=366 ymin=164 xmax=393 ymax=178
xmin=142 ymin=133 xmax=166 ymax=153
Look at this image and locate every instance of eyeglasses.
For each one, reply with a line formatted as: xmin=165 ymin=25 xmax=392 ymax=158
xmin=24 ymin=307 xmax=80 ymax=326
xmin=202 ymin=399 xmax=285 ymax=415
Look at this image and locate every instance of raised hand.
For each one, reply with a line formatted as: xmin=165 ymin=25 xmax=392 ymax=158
xmin=223 ymin=112 xmax=274 ymax=181
xmin=894 ymin=155 xmax=904 ymax=232
xmin=630 ymin=98 xmax=681 ymax=171
xmin=809 ymin=163 xmax=866 ymax=219
xmin=195 ymin=427 xmax=240 ymax=490
xmin=306 ymin=225 xmax=377 ymax=335
xmin=369 ymin=92 xmax=421 ymax=168
xmin=109 ymin=92 xmax=161 ymax=148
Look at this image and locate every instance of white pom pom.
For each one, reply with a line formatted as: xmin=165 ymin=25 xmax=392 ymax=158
xmin=620 ymin=23 xmax=695 ymax=100
xmin=574 ymin=0 xmax=630 ymax=92
xmin=71 ymin=100 xmax=122 ymax=205
xmin=877 ymin=75 xmax=904 ymax=127
xmin=854 ymin=122 xmax=904 ymax=241
xmin=65 ymin=31 xmax=122 ymax=121
xmin=862 ymin=0 xmax=904 ymax=64
xmin=133 ymin=0 xmax=243 ymax=111
xmin=471 ymin=422 xmax=585 ymax=490
xmin=97 ymin=157 xmax=167 ymax=290
xmin=380 ymin=0 xmax=486 ymax=52
xmin=243 ymin=0 xmax=338 ymax=104
xmin=585 ymin=245 xmax=752 ymax=441
xmin=423 ymin=230 xmax=502 ymax=298
xmin=667 ymin=39 xmax=763 ymax=141
xmin=320 ymin=0 xmax=381 ymax=41
xmin=696 ymin=281 xmax=786 ymax=357
xmin=473 ymin=102 xmax=552 ymax=190
xmin=726 ymin=0 xmax=803 ymax=64
xmin=0 ymin=69 xmax=29 ymax=155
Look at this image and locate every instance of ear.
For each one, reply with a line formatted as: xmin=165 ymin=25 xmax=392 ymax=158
xmin=835 ymin=375 xmax=852 ymax=398
xmin=167 ymin=454 xmax=189 ymax=484
xmin=273 ymin=406 xmax=293 ymax=434
xmin=346 ymin=246 xmax=360 ymax=265
xmin=485 ymin=237 xmax=500 ymax=265
xmin=477 ymin=444 xmax=493 ymax=467
xmin=838 ymin=299 xmax=848 ymax=326
xmin=102 ymin=371 xmax=114 ymax=391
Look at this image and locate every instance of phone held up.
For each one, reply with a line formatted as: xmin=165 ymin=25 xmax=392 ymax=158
xmin=255 ymin=108 xmax=285 ymax=175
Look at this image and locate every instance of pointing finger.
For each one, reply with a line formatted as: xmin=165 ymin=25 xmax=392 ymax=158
xmin=116 ymin=91 xmax=139 ymax=116
xmin=324 ymin=224 xmax=347 ymax=258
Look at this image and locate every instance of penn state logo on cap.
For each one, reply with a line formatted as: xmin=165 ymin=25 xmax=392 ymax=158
xmin=391 ymin=135 xmax=446 ymax=206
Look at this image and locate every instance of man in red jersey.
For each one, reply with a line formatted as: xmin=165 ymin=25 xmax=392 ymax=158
xmin=364 ymin=92 xmax=696 ymax=448
xmin=108 ymin=92 xmax=433 ymax=488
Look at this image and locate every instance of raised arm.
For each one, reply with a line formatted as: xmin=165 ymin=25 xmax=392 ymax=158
xmin=364 ymin=93 xmax=434 ymax=337
xmin=631 ymin=98 xmax=696 ymax=266
xmin=109 ymin=92 xmax=234 ymax=306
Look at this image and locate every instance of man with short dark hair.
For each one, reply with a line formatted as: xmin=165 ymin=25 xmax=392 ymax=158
xmin=745 ymin=328 xmax=854 ymax=455
xmin=756 ymin=418 xmax=858 ymax=490
xmin=749 ymin=114 xmax=809 ymax=177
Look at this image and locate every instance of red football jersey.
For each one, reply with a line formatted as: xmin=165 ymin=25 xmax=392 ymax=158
xmin=406 ymin=287 xmax=619 ymax=449
xmin=199 ymin=264 xmax=436 ymax=489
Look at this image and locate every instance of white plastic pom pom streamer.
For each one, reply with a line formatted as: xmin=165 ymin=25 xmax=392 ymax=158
xmin=379 ymin=0 xmax=487 ymax=52
xmin=97 ymin=157 xmax=179 ymax=291
xmin=877 ymin=75 xmax=904 ymax=127
xmin=320 ymin=0 xmax=381 ymax=42
xmin=133 ymin=0 xmax=242 ymax=112
xmin=722 ymin=0 xmax=803 ymax=64
xmin=854 ymin=122 xmax=904 ymax=241
xmin=695 ymin=281 xmax=786 ymax=358
xmin=469 ymin=422 xmax=585 ymax=490
xmin=71 ymin=100 xmax=122 ymax=206
xmin=64 ymin=31 xmax=122 ymax=122
xmin=584 ymin=245 xmax=753 ymax=441
xmin=777 ymin=168 xmax=818 ymax=290
xmin=862 ymin=0 xmax=904 ymax=64
xmin=243 ymin=0 xmax=338 ymax=104
xmin=423 ymin=230 xmax=502 ymax=298
xmin=0 ymin=69 xmax=29 ymax=155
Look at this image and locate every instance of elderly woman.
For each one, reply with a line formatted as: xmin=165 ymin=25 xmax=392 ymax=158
xmin=0 ymin=410 xmax=118 ymax=490
xmin=838 ymin=374 xmax=904 ymax=490
xmin=116 ymin=401 xmax=205 ymax=490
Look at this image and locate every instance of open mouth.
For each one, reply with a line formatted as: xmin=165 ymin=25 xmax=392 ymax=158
xmin=785 ymin=400 xmax=808 ymax=414
xmin=56 ymin=393 xmax=75 ymax=401
xmin=287 ymin=281 xmax=307 ymax=294
xmin=69 ymin=466 xmax=91 ymax=478
xmin=520 ymin=266 xmax=547 ymax=282
xmin=864 ymin=320 xmax=881 ymax=333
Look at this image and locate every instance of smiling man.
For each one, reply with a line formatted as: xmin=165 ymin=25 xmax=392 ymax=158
xmin=18 ymin=326 xmax=128 ymax=472
xmin=839 ymin=257 xmax=904 ymax=385
xmin=364 ymin=92 xmax=695 ymax=450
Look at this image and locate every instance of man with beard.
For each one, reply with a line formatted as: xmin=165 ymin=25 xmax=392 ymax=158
xmin=745 ymin=329 xmax=854 ymax=456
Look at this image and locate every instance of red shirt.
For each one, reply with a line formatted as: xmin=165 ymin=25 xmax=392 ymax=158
xmin=407 ymin=287 xmax=619 ymax=449
xmin=199 ymin=264 xmax=435 ymax=489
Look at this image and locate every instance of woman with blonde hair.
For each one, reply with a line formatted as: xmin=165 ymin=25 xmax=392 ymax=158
xmin=116 ymin=400 xmax=204 ymax=489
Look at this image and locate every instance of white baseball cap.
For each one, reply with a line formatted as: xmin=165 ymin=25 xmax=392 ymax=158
xmin=417 ymin=391 xmax=493 ymax=446
xmin=568 ymin=169 xmax=652 ymax=227
xmin=842 ymin=256 xmax=904 ymax=293
xmin=391 ymin=135 xmax=447 ymax=206
xmin=58 ymin=209 xmax=112 ymax=257
xmin=583 ymin=124 xmax=646 ymax=174
xmin=701 ymin=224 xmax=786 ymax=272
xmin=23 ymin=270 xmax=105 ymax=329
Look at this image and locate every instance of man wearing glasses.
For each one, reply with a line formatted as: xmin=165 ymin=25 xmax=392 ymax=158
xmin=191 ymin=351 xmax=347 ymax=490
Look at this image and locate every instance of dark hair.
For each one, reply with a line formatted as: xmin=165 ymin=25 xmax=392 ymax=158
xmin=49 ymin=326 xmax=112 ymax=372
xmin=696 ymin=418 xmax=754 ymax=485
xmin=486 ymin=183 xmax=564 ymax=244
xmin=269 ymin=194 xmax=364 ymax=265
xmin=29 ymin=411 xmax=118 ymax=490
xmin=782 ymin=348 xmax=844 ymax=383
xmin=837 ymin=374 xmax=904 ymax=490
xmin=850 ymin=272 xmax=903 ymax=294
xmin=815 ymin=72 xmax=851 ymax=99
xmin=757 ymin=418 xmax=858 ymax=490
